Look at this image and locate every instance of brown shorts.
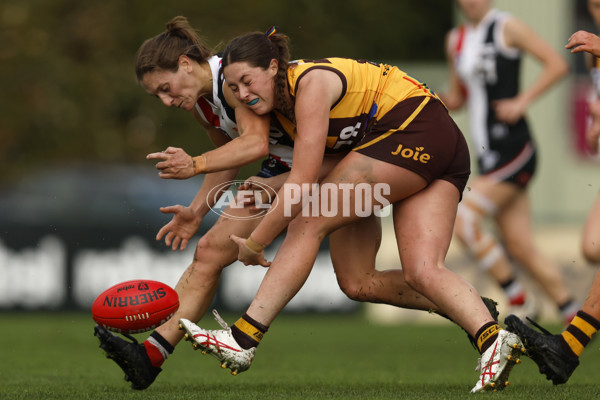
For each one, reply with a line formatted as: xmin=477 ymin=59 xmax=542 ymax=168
xmin=353 ymin=96 xmax=471 ymax=197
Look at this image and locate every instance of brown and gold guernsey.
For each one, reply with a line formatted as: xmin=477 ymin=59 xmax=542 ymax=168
xmin=272 ymin=57 xmax=441 ymax=154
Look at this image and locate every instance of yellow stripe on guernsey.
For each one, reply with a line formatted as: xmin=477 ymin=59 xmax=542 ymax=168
xmin=353 ymin=96 xmax=430 ymax=151
xmin=275 ymin=58 xmax=439 ymax=152
xmin=234 ymin=318 xmax=264 ymax=343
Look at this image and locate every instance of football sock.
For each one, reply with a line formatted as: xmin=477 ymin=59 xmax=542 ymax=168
xmin=475 ymin=321 xmax=501 ymax=354
xmin=500 ymin=277 xmax=526 ymax=306
xmin=560 ymin=311 xmax=600 ymax=358
xmin=231 ymin=313 xmax=269 ymax=350
xmin=558 ymin=299 xmax=580 ymax=323
xmin=143 ymin=331 xmax=174 ymax=368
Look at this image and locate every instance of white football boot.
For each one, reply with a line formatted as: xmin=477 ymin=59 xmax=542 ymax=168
xmin=179 ymin=310 xmax=256 ymax=375
xmin=471 ymin=329 xmax=526 ymax=392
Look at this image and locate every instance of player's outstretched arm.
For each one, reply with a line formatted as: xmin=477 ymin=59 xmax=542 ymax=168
xmin=567 ymin=30 xmax=600 ymax=57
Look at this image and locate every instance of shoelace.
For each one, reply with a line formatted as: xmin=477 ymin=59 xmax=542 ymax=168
xmin=212 ymin=309 xmax=230 ymax=330
xmin=525 ymin=317 xmax=553 ymax=336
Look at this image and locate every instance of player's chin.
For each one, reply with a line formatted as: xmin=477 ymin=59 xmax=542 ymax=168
xmin=252 ymin=104 xmax=273 ymax=116
xmin=182 ymin=103 xmax=196 ymax=112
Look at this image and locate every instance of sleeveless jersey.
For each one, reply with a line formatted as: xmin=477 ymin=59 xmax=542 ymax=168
xmin=272 ymin=57 xmax=439 ymax=154
xmin=448 ymin=9 xmax=536 ymax=178
xmin=194 ymin=55 xmax=294 ymax=168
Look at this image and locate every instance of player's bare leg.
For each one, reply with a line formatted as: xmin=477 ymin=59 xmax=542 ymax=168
xmin=496 ymin=189 xmax=578 ymax=322
xmin=455 ymin=178 xmax=578 ymax=323
xmin=582 ymin=193 xmax=600 ymax=264
xmin=95 ymin=205 xmax=262 ymax=389
xmin=156 ymin=207 xmax=262 ymax=346
xmin=330 ymin=215 xmax=437 ymax=310
xmin=180 ymin=153 xmax=518 ymax=387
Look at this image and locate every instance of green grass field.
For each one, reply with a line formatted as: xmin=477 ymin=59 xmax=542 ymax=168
xmin=1 ymin=311 xmax=600 ymax=400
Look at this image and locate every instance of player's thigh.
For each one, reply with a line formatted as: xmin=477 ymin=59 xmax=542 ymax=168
xmin=393 ymin=179 xmax=459 ymax=273
xmin=467 ymin=177 xmax=521 ymax=214
xmin=322 ymin=151 xmax=427 ymax=211
xmin=288 ymin=151 xmax=427 ymax=246
xmin=582 ymin=193 xmax=600 ymax=262
xmin=494 ymin=191 xmax=536 ymax=256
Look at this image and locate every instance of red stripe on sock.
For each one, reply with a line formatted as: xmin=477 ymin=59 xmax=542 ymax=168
xmin=144 ymin=340 xmax=165 ymax=368
xmin=509 ymin=293 xmax=525 ymax=306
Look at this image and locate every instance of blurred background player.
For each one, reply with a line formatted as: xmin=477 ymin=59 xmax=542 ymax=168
xmin=504 ymin=0 xmax=600 ymax=385
xmin=441 ymin=0 xmax=579 ymax=323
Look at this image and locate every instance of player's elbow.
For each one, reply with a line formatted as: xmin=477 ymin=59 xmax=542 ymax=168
xmin=442 ymin=94 xmax=464 ymax=111
xmin=247 ymin=135 xmax=270 ymax=160
xmin=554 ymin=57 xmax=570 ymax=80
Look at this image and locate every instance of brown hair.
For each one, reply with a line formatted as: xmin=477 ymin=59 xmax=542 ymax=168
xmin=222 ymin=30 xmax=293 ymax=121
xmin=135 ymin=16 xmax=212 ymax=82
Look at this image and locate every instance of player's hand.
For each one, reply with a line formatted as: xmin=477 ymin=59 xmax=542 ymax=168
xmin=492 ymin=97 xmax=527 ymax=125
xmin=146 ymin=147 xmax=195 ymax=179
xmin=229 ymin=234 xmax=271 ymax=267
xmin=237 ymin=176 xmax=278 ymax=211
xmin=156 ymin=205 xmax=202 ymax=251
xmin=566 ymin=30 xmax=600 ymax=57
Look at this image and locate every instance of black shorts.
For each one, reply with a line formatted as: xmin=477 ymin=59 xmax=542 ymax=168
xmin=478 ymin=141 xmax=537 ymax=189
xmin=353 ymin=97 xmax=471 ymax=196
xmin=257 ymin=154 xmax=291 ymax=178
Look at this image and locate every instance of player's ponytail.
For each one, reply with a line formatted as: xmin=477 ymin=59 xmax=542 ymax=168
xmin=223 ymin=28 xmax=293 ymax=121
xmin=135 ymin=16 xmax=212 ymax=82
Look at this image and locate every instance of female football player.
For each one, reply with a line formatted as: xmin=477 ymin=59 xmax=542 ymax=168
xmin=178 ymin=28 xmax=524 ymax=393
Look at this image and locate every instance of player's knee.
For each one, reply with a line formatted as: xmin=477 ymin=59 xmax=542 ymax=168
xmin=402 ymin=266 xmax=426 ymax=293
xmin=336 ymin=274 xmax=370 ymax=302
xmin=454 ymin=203 xmax=479 ymax=246
xmin=193 ymin=233 xmax=233 ymax=270
xmin=502 ymin=237 xmax=532 ymax=264
xmin=402 ymin=260 xmax=445 ymax=294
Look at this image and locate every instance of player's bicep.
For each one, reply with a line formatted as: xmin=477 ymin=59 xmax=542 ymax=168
xmin=291 ymin=70 xmax=341 ymax=182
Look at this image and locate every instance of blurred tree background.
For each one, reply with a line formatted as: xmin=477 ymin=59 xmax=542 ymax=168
xmin=0 ymin=0 xmax=452 ymax=183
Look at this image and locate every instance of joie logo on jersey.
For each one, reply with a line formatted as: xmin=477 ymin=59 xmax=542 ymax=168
xmin=391 ymin=144 xmax=431 ymax=164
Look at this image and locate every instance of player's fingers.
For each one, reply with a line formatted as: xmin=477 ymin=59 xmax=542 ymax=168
xmin=156 ymin=225 xmax=168 ymax=241
xmin=158 ymin=172 xmax=175 ymax=179
xmin=146 ymin=152 xmax=167 ymax=160
xmin=260 ymin=259 xmax=271 ymax=268
xmin=229 ymin=234 xmax=245 ymax=246
xmin=180 ymin=238 xmax=189 ymax=251
xmin=172 ymin=236 xmax=181 ymax=251
xmin=159 ymin=205 xmax=179 ymax=214
xmin=156 ymin=160 xmax=171 ymax=170
xmin=165 ymin=231 xmax=175 ymax=247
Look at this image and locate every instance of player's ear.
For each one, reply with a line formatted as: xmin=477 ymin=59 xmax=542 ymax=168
xmin=268 ymin=59 xmax=278 ymax=77
xmin=178 ymin=55 xmax=192 ymax=72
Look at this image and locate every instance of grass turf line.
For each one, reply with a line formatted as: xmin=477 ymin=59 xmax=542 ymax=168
xmin=1 ymin=312 xmax=599 ymax=399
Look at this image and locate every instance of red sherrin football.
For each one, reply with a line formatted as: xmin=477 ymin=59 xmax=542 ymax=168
xmin=92 ymin=280 xmax=179 ymax=334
